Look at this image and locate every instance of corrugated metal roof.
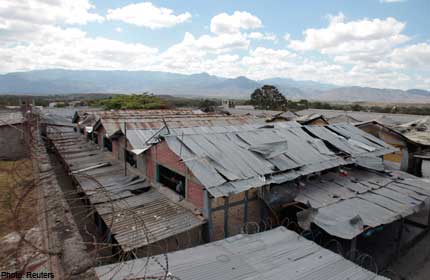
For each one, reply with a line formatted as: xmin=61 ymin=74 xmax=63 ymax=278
xmin=160 ymin=122 xmax=394 ymax=197
xmin=294 ymin=113 xmax=327 ymax=124
xmin=297 ymin=109 xmax=424 ymax=125
xmin=327 ymin=114 xmax=360 ymax=124
xmin=395 ymin=117 xmax=430 ymax=146
xmin=0 ymin=110 xmax=24 ymax=126
xmin=97 ymin=114 xmax=266 ymax=136
xmin=95 ymin=226 xmax=388 ymax=280
xmin=47 ymin=127 xmax=203 ymax=252
xmin=305 ymin=124 xmax=396 ymax=158
xmin=292 ymin=168 xmax=430 ymax=239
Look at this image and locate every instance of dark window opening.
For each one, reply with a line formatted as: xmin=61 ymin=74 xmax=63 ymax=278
xmin=157 ymin=164 xmax=185 ymax=197
xmin=104 ymin=136 xmax=112 ymax=152
xmin=93 ymin=133 xmax=98 ymax=144
xmin=125 ymin=150 xmax=137 ymax=167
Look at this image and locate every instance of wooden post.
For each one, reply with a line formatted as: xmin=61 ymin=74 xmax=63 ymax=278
xmin=224 ymin=197 xmax=229 ymax=238
xmin=124 ymin=121 xmax=127 ymax=176
xmin=244 ymin=190 xmax=249 ymax=225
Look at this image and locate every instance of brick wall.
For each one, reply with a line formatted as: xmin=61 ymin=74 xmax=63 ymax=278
xmin=145 ymin=141 xmax=205 ymax=209
xmin=187 ymin=180 xmax=204 ymax=209
xmin=143 ymin=140 xmax=264 ymax=241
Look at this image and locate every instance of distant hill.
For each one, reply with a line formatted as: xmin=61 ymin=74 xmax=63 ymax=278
xmin=318 ymin=86 xmax=430 ymax=103
xmin=0 ymin=69 xmax=429 ymax=103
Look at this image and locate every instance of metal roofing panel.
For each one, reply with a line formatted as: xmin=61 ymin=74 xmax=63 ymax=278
xmin=47 ymin=127 xmax=204 ymax=251
xmin=0 ymin=110 xmax=24 ymax=126
xmin=95 ymin=226 xmax=388 ymax=280
xmin=164 ymin=124 xmax=368 ymax=197
xmin=294 ymin=169 xmax=430 ymax=239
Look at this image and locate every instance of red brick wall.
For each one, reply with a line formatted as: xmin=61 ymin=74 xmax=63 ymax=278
xmin=154 ymin=141 xmax=187 ymax=174
xmin=145 ymin=141 xmax=205 ymax=209
xmin=187 ymin=180 xmax=204 ymax=209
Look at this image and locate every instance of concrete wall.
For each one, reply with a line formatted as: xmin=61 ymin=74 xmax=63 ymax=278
xmin=0 ymin=124 xmax=27 ymax=160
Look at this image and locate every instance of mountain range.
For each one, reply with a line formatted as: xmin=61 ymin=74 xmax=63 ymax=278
xmin=0 ymin=69 xmax=429 ymax=103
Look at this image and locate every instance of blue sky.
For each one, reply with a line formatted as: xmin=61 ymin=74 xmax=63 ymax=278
xmin=0 ymin=0 xmax=429 ymax=89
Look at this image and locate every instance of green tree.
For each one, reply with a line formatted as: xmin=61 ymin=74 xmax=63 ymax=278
xmin=97 ymin=93 xmax=169 ymax=110
xmin=250 ymin=85 xmax=287 ymax=110
xmin=199 ymin=99 xmax=219 ymax=112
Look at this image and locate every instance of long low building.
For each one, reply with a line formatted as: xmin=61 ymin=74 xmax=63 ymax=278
xmin=47 ymin=126 xmax=205 ymax=256
xmin=95 ymin=226 xmax=389 ymax=280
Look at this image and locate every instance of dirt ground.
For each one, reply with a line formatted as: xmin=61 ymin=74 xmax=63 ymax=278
xmin=0 ymin=159 xmax=36 ymax=237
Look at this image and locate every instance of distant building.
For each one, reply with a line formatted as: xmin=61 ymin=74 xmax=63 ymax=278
xmin=356 ymin=118 xmax=430 ymax=176
xmin=0 ymin=110 xmax=27 ymax=160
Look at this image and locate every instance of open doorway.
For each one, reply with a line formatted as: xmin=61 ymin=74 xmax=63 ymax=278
xmin=103 ymin=136 xmax=112 ymax=152
xmin=157 ymin=164 xmax=186 ymax=197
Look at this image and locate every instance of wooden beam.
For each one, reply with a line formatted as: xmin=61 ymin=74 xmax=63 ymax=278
xmin=224 ymin=197 xmax=229 ymax=238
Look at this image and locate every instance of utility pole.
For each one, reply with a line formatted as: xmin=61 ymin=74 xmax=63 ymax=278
xmin=124 ymin=121 xmax=127 ymax=176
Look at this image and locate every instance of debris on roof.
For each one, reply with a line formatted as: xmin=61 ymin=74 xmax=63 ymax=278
xmin=95 ymin=226 xmax=388 ymax=280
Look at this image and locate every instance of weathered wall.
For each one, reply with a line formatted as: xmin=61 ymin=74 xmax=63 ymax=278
xmin=359 ymin=124 xmax=406 ymax=163
xmin=144 ymin=141 xmax=263 ymax=241
xmin=134 ymin=226 xmax=203 ymax=258
xmin=145 ymin=141 xmax=203 ymax=206
xmin=0 ymin=124 xmax=27 ymax=160
xmin=209 ymin=189 xmax=261 ymax=241
xmin=96 ymin=126 xmax=106 ymax=150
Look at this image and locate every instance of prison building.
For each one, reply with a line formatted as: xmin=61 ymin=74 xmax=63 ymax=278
xmin=356 ymin=118 xmax=430 ymax=176
xmin=121 ymin=121 xmax=430 ymax=240
xmin=89 ymin=109 xmax=266 ymax=161
xmin=46 ymin=126 xmax=205 ymax=257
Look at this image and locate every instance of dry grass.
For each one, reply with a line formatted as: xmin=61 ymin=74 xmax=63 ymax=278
xmin=0 ymin=159 xmax=36 ymax=237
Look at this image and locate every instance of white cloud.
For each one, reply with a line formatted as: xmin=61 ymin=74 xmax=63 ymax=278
xmin=246 ymin=32 xmax=277 ymax=41
xmin=283 ymin=33 xmax=291 ymax=41
xmin=289 ymin=13 xmax=407 ymax=52
xmin=106 ymin=2 xmax=191 ymax=29
xmin=288 ymin=13 xmax=411 ymax=71
xmin=0 ymin=0 xmax=103 ymax=45
xmin=115 ymin=27 xmax=122 ymax=33
xmin=0 ymin=2 xmax=428 ymax=90
xmin=210 ymin=11 xmax=262 ymax=34
xmin=0 ymin=26 xmax=158 ymax=73
xmin=0 ymin=0 xmax=103 ymax=26
xmin=390 ymin=43 xmax=430 ymax=69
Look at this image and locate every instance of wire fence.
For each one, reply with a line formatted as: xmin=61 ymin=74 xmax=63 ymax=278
xmin=0 ymin=110 xmax=403 ymax=280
